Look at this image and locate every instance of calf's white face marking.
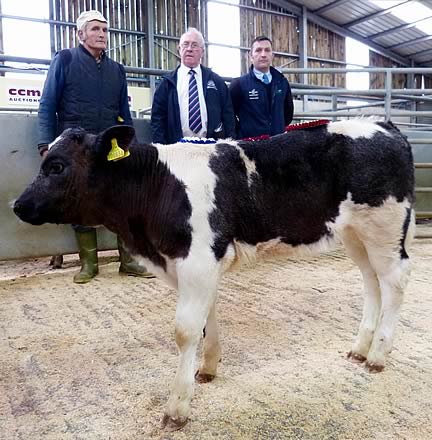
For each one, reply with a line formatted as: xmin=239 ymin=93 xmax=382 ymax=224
xmin=48 ymin=134 xmax=64 ymax=151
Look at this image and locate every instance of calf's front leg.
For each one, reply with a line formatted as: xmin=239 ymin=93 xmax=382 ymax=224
xmin=196 ymin=301 xmax=221 ymax=383
xmin=162 ymin=268 xmax=219 ymax=431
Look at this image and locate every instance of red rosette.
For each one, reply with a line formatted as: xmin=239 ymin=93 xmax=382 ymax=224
xmin=284 ymin=119 xmax=330 ymax=132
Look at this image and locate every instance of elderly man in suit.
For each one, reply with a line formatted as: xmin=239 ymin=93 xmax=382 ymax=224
xmin=151 ymin=27 xmax=235 ymax=144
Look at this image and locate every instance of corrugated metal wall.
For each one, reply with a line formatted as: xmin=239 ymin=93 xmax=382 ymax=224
xmin=42 ymin=0 xmax=347 ymax=85
xmin=369 ymin=51 xmax=406 ymax=89
xmin=48 ymin=0 xmax=149 ymax=84
xmin=46 ymin=0 xmax=211 ymax=81
xmin=239 ymin=0 xmax=346 ymax=87
xmin=240 ymin=0 xmax=299 ymax=82
xmin=3 ymin=0 xmax=429 ymax=92
xmin=308 ymin=22 xmax=345 ymax=87
xmin=153 ymin=0 xmax=208 ymax=70
xmin=0 ymin=0 xmax=428 ymax=90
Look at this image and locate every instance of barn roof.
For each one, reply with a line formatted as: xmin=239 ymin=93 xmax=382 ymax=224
xmin=270 ymin=0 xmax=432 ymax=66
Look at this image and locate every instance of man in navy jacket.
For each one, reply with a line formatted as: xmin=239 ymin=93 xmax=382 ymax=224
xmin=151 ymin=27 xmax=235 ymax=144
xmin=37 ymin=10 xmax=152 ymax=282
xmin=229 ymin=36 xmax=294 ymax=139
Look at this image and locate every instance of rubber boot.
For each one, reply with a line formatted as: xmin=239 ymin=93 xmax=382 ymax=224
xmin=117 ymin=236 xmax=155 ymax=278
xmin=73 ymin=230 xmax=99 ymax=284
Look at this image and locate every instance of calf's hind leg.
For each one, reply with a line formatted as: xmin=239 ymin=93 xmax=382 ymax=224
xmin=363 ymin=250 xmax=410 ymax=372
xmin=342 ymin=227 xmax=381 ymax=364
xmin=350 ymin=204 xmax=414 ymax=372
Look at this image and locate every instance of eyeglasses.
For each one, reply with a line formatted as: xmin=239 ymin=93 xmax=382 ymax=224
xmin=180 ymin=42 xmax=202 ymax=50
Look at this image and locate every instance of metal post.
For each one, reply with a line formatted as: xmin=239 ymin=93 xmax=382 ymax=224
xmin=332 ymin=95 xmax=337 ymax=121
xmin=299 ymin=6 xmax=309 ymax=112
xmin=384 ymin=69 xmax=392 ymax=121
xmin=0 ymin=2 xmax=3 ymax=72
xmin=408 ymin=59 xmax=416 ymax=126
xmin=147 ymin=0 xmax=156 ymax=96
xmin=49 ymin=0 xmax=55 ymax=57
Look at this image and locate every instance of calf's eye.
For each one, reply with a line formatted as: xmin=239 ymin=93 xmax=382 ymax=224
xmin=49 ymin=163 xmax=64 ymax=175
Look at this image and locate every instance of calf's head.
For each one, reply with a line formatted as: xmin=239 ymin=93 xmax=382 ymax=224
xmin=13 ymin=125 xmax=135 ymax=226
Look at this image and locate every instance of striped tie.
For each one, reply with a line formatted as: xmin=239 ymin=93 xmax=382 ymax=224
xmin=188 ymin=69 xmax=202 ymax=134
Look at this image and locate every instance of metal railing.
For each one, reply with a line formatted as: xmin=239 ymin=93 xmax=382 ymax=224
xmin=282 ymin=67 xmax=432 ymax=123
xmin=280 ymin=67 xmax=432 ymax=234
xmin=1 ymin=57 xmax=431 ymax=120
xmin=0 ymin=58 xmax=430 ymax=232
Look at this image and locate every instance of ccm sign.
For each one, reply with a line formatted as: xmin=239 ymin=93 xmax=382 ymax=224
xmin=8 ymin=87 xmax=42 ymax=105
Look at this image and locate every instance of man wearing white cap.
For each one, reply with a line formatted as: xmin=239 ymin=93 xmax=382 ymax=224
xmin=37 ymin=10 xmax=153 ymax=282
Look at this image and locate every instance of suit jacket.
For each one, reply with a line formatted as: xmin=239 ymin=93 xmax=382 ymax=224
xmin=151 ymin=65 xmax=236 ymax=144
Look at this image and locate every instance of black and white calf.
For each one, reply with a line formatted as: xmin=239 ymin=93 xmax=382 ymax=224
xmin=14 ymin=119 xmax=415 ymax=429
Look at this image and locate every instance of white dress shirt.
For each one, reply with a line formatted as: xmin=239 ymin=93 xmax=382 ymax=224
xmin=253 ymin=67 xmax=272 ymax=84
xmin=177 ymin=63 xmax=208 ymax=138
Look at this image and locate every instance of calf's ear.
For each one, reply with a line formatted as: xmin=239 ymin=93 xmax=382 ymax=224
xmin=94 ymin=125 xmax=136 ymax=158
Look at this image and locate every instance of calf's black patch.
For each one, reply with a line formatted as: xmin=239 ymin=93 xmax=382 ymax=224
xmin=97 ymin=144 xmax=193 ymax=270
xmin=400 ymin=207 xmax=412 ymax=260
xmin=208 ymin=123 xmax=414 ymax=261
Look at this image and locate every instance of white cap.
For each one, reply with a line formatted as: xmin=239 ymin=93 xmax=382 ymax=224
xmin=76 ymin=10 xmax=107 ymax=32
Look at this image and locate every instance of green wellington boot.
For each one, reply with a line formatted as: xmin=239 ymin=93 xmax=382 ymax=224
xmin=73 ymin=230 xmax=99 ymax=284
xmin=117 ymin=236 xmax=155 ymax=278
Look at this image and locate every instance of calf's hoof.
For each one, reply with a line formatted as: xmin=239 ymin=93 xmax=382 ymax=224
xmin=347 ymin=351 xmax=366 ymax=364
xmin=195 ymin=370 xmax=216 ymax=383
xmin=365 ymin=361 xmax=385 ymax=373
xmin=161 ymin=413 xmax=188 ymax=431
xmin=50 ymin=254 xmax=63 ymax=269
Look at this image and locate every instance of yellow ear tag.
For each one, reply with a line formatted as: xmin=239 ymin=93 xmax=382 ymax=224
xmin=107 ymin=138 xmax=130 ymax=162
